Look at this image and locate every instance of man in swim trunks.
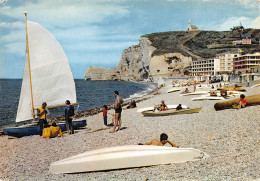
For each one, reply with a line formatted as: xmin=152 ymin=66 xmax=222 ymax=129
xmin=110 ymin=90 xmax=123 ymax=133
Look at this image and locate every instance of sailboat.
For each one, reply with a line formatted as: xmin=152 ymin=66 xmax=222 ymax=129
xmin=3 ymin=12 xmax=86 ymax=137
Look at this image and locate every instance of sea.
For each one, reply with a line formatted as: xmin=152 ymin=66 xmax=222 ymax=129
xmin=0 ymin=79 xmax=157 ymax=128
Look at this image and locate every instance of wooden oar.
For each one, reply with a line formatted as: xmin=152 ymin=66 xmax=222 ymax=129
xmin=86 ymin=127 xmax=111 ymax=133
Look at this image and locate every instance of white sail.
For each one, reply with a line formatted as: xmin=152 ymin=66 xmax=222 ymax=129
xmin=16 ymin=21 xmax=77 ymax=122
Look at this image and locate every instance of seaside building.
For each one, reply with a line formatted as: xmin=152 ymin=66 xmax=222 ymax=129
xmin=232 ymin=52 xmax=260 ymax=74
xmin=191 ymin=58 xmax=215 ymax=81
xmin=232 ymin=52 xmax=260 ymax=82
xmin=214 ymin=53 xmax=237 ymax=74
xmin=186 ymin=19 xmax=199 ymax=31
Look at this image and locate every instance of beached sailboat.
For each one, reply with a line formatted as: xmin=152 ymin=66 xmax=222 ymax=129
xmin=49 ymin=145 xmax=209 ymax=174
xmin=3 ymin=12 xmax=86 ymax=137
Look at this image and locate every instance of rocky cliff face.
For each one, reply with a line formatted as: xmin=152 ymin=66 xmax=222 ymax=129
xmin=85 ymin=29 xmax=260 ymax=81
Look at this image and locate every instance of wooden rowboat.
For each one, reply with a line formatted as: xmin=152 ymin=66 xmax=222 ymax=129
xmin=49 ymin=145 xmax=209 ymax=174
xmin=141 ymin=107 xmax=202 ymax=116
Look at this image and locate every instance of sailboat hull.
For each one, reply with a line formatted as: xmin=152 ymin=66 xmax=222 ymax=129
xmin=49 ymin=145 xmax=209 ymax=174
xmin=3 ymin=120 xmax=86 ymax=138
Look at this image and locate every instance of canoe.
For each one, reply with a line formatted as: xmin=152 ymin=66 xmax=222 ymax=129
xmin=191 ymin=96 xmax=225 ymax=101
xmin=167 ymin=88 xmax=181 ymax=93
xmin=214 ymin=94 xmax=260 ymax=111
xmin=3 ymin=120 xmax=86 ymax=138
xmin=137 ymin=105 xmax=188 ymax=113
xmin=49 ymin=145 xmax=209 ymax=174
xmin=180 ymin=91 xmax=209 ymax=96
xmin=141 ymin=107 xmax=202 ymax=116
xmin=217 ymin=87 xmax=246 ymax=92
xmin=251 ymin=84 xmax=260 ymax=88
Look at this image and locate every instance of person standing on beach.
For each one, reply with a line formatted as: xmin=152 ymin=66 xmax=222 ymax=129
xmin=110 ymin=90 xmax=123 ymax=133
xmin=64 ymin=100 xmax=75 ymax=135
xmin=37 ymin=102 xmax=48 ymax=136
xmin=103 ymin=105 xmax=108 ymax=126
xmin=193 ymin=81 xmax=197 ymax=92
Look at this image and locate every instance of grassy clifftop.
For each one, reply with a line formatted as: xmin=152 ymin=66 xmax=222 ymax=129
xmin=142 ymin=29 xmax=260 ymax=59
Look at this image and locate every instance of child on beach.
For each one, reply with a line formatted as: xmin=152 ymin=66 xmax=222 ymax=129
xmin=103 ymin=105 xmax=108 ymax=126
xmin=138 ymin=133 xmax=178 ymax=147
xmin=232 ymin=94 xmax=247 ymax=109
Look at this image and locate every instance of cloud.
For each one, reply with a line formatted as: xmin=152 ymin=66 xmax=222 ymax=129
xmin=217 ymin=16 xmax=260 ymax=30
xmin=0 ymin=0 xmax=130 ymax=27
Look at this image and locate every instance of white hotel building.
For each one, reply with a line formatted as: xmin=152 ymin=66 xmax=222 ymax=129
xmin=191 ymin=52 xmax=260 ymax=82
xmin=191 ymin=53 xmax=237 ymax=81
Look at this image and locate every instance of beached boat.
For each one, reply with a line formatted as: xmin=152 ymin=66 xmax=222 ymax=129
xmin=251 ymin=84 xmax=260 ymax=88
xmin=214 ymin=94 xmax=260 ymax=111
xmin=217 ymin=87 xmax=246 ymax=92
xmin=180 ymin=91 xmax=209 ymax=96
xmin=3 ymin=120 xmax=86 ymax=138
xmin=137 ymin=105 xmax=188 ymax=113
xmin=191 ymin=96 xmax=225 ymax=101
xmin=49 ymin=145 xmax=209 ymax=174
xmin=167 ymin=88 xmax=181 ymax=93
xmin=141 ymin=107 xmax=202 ymax=116
xmin=3 ymin=12 xmax=80 ymax=137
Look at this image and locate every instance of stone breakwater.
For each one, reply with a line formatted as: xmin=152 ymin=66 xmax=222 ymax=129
xmin=0 ymin=84 xmax=259 ymax=180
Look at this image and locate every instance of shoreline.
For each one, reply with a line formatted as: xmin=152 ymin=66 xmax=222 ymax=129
xmin=0 ymin=81 xmax=259 ymax=180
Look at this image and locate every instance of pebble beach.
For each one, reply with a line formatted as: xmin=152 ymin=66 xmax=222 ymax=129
xmin=0 ymin=84 xmax=259 ymax=181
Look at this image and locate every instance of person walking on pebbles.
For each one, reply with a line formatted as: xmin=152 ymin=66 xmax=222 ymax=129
xmin=110 ymin=90 xmax=123 ymax=133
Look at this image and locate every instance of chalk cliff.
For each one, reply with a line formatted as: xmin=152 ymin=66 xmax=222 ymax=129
xmin=85 ymin=29 xmax=260 ymax=81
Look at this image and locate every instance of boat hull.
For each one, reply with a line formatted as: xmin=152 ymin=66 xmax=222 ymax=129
xmin=191 ymin=96 xmax=225 ymax=101
xmin=49 ymin=145 xmax=209 ymax=174
xmin=141 ymin=107 xmax=202 ymax=116
xmin=3 ymin=120 xmax=86 ymax=137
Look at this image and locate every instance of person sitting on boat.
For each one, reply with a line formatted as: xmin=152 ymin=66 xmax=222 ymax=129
xmin=138 ymin=133 xmax=178 ymax=147
xmin=232 ymin=94 xmax=247 ymax=109
xmin=42 ymin=122 xmax=64 ymax=139
xmin=220 ymin=90 xmax=227 ymax=98
xmin=64 ymin=100 xmax=75 ymax=135
xmin=37 ymin=102 xmax=49 ymax=136
xmin=210 ymin=91 xmax=217 ymax=96
xmin=153 ymin=100 xmax=168 ymax=112
xmin=176 ymin=104 xmax=182 ymax=110
xmin=182 ymin=88 xmax=190 ymax=94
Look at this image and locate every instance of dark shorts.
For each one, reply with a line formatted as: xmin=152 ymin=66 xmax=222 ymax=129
xmin=115 ymin=107 xmax=122 ymax=113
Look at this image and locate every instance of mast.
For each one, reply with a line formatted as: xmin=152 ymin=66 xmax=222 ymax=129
xmin=24 ymin=11 xmax=35 ymax=121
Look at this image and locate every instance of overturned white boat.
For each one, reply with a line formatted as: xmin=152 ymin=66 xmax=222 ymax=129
xmin=166 ymin=88 xmax=181 ymax=93
xmin=49 ymin=145 xmax=209 ymax=174
xmin=137 ymin=104 xmax=188 ymax=113
xmin=180 ymin=91 xmax=209 ymax=96
xmin=191 ymin=96 xmax=226 ymax=101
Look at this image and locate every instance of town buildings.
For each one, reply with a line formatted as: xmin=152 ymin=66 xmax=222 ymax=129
xmin=191 ymin=52 xmax=260 ymax=82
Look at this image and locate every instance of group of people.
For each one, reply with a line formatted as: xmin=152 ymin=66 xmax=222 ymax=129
xmin=102 ymin=91 xmax=124 ymax=133
xmin=36 ymin=99 xmax=75 ymax=139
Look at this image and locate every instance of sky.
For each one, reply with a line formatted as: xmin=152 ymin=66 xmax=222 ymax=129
xmin=0 ymin=0 xmax=259 ymax=79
